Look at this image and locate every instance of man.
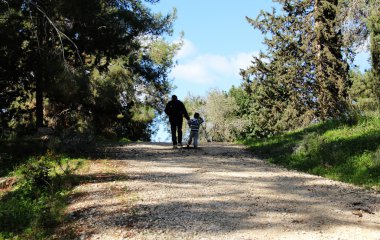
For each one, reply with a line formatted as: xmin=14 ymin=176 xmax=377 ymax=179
xmin=164 ymin=95 xmax=190 ymax=148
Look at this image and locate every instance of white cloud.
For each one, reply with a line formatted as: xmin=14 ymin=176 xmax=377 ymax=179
xmin=231 ymin=52 xmax=256 ymax=72
xmin=175 ymin=38 xmax=197 ymax=59
xmin=172 ymin=63 xmax=213 ymax=84
xmin=171 ymin=40 xmax=258 ymax=86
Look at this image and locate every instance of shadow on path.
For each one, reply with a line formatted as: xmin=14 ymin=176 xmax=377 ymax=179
xmin=56 ymin=142 xmax=380 ymax=239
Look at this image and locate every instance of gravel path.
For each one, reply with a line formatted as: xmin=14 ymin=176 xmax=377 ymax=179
xmin=54 ymin=142 xmax=380 ymax=240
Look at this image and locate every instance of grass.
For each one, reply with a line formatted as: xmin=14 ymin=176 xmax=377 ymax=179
xmin=0 ymin=138 xmax=47 ymax=177
xmin=0 ymin=133 xmax=133 ymax=239
xmin=0 ymin=150 xmax=85 ymax=239
xmin=242 ymin=112 xmax=380 ymax=191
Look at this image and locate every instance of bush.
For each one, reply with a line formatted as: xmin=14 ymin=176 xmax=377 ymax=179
xmin=291 ymin=132 xmax=325 ymax=170
xmin=0 ymin=152 xmax=83 ymax=239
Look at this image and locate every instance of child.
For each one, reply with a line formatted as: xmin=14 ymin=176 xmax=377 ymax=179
xmin=187 ymin=112 xmax=204 ymax=148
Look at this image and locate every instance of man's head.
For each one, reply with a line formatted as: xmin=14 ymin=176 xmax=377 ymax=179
xmin=194 ymin=112 xmax=200 ymax=118
xmin=171 ymin=95 xmax=178 ymax=101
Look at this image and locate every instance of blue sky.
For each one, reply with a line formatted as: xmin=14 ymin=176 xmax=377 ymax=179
xmin=150 ymin=0 xmax=371 ymax=142
xmin=151 ymin=0 xmax=371 ymax=100
xmin=150 ymin=0 xmax=279 ymax=100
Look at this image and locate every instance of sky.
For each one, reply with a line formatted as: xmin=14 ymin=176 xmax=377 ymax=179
xmin=150 ymin=1 xmax=276 ymax=101
xmin=149 ymin=0 xmax=371 ymax=142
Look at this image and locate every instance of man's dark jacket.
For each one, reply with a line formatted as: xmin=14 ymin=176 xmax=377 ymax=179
xmin=164 ymin=99 xmax=190 ymax=123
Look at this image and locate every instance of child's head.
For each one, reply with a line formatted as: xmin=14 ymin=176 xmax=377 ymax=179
xmin=194 ymin=112 xmax=200 ymax=118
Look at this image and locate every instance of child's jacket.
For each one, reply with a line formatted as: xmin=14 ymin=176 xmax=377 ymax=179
xmin=188 ymin=118 xmax=204 ymax=132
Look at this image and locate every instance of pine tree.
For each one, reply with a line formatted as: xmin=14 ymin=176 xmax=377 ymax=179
xmin=313 ymin=0 xmax=350 ymax=119
xmin=367 ymin=0 xmax=380 ymax=103
xmin=339 ymin=0 xmax=379 ymax=108
xmin=349 ymin=69 xmax=378 ymax=110
xmin=242 ymin=1 xmax=317 ymax=136
xmin=1 ymin=0 xmax=178 ymax=139
xmin=339 ymin=0 xmax=370 ymax=50
xmin=242 ymin=0 xmax=351 ymax=136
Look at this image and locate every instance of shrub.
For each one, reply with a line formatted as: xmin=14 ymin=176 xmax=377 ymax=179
xmin=0 ymin=152 xmax=83 ymax=238
xmin=291 ymin=132 xmax=325 ymax=170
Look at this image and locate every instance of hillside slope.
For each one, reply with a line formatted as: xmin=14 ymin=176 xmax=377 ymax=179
xmin=244 ymin=114 xmax=380 ymax=190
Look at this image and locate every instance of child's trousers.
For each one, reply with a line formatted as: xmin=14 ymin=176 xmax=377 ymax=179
xmin=188 ymin=131 xmax=199 ymax=147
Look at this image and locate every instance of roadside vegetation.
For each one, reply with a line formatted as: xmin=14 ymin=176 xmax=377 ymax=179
xmin=1 ymin=0 xmax=174 ymax=237
xmin=1 ymin=0 xmax=379 ymax=237
xmin=0 ymin=142 xmax=85 ymax=239
xmin=242 ymin=112 xmax=380 ymax=190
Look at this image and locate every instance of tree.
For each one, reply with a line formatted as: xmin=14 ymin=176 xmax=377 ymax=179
xmin=339 ymin=0 xmax=379 ymax=106
xmin=349 ymin=68 xmax=378 ymax=111
xmin=241 ymin=0 xmax=351 ymax=137
xmin=367 ymin=0 xmax=380 ymax=103
xmin=183 ymin=94 xmax=208 ymax=141
xmin=184 ymin=90 xmax=247 ymax=142
xmin=0 ymin=1 xmax=36 ymax=132
xmin=313 ymin=0 xmax=350 ymax=119
xmin=228 ymin=86 xmax=251 ymax=139
xmin=0 ymin=0 xmax=178 ymax=140
xmin=339 ymin=0 xmax=371 ymax=50
xmin=242 ymin=1 xmax=318 ymax=136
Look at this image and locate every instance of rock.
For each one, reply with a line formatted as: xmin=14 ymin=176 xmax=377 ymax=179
xmin=352 ymin=210 xmax=363 ymax=217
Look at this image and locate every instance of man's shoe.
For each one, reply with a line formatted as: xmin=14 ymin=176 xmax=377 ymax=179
xmin=178 ymin=143 xmax=182 ymax=148
xmin=173 ymin=145 xmax=177 ymax=149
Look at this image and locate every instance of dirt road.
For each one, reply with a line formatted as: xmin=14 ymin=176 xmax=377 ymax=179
xmin=54 ymin=142 xmax=380 ymax=240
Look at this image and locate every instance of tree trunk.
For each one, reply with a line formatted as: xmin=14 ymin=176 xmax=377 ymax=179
xmin=314 ymin=0 xmax=327 ymax=120
xmin=36 ymin=67 xmax=44 ymax=128
xmin=35 ymin=5 xmax=44 ymax=128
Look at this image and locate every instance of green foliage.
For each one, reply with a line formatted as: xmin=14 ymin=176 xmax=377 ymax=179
xmin=313 ymin=0 xmax=351 ymax=119
xmin=0 ymin=1 xmax=35 ymax=132
xmin=183 ymin=89 xmax=249 ymax=142
xmin=0 ymin=0 xmax=179 ymax=141
xmin=183 ymin=94 xmax=207 ymax=140
xmin=349 ymin=69 xmax=379 ymax=111
xmin=243 ymin=112 xmax=380 ymax=190
xmin=227 ymin=86 xmax=251 ymax=139
xmin=367 ymin=0 xmax=380 ymax=101
xmin=0 ymin=152 xmax=83 ymax=239
xmin=0 ymin=138 xmax=46 ymax=177
xmin=204 ymin=90 xmax=247 ymax=142
xmin=339 ymin=0 xmax=370 ymax=50
xmin=241 ymin=0 xmax=351 ymax=137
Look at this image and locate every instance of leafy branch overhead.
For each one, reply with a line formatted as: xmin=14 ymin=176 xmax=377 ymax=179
xmin=0 ymin=0 xmax=180 ymax=140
